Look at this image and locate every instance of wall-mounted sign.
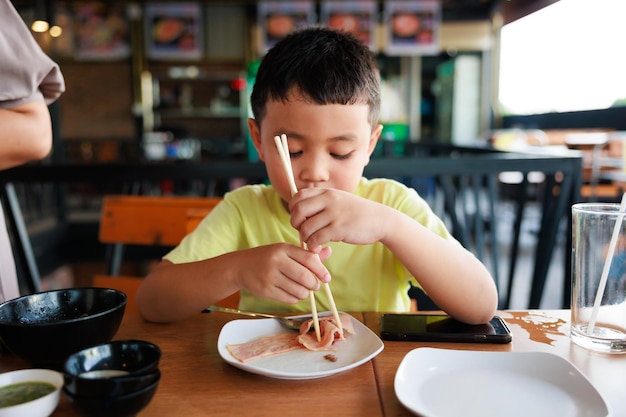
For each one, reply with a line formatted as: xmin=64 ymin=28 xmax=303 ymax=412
xmin=72 ymin=1 xmax=131 ymax=61
xmin=383 ymin=0 xmax=441 ymax=56
xmin=320 ymin=0 xmax=378 ymax=51
xmin=145 ymin=2 xmax=203 ymax=60
xmin=257 ymin=1 xmax=315 ymax=55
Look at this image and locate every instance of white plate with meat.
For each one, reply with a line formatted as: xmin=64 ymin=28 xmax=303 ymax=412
xmin=395 ymin=348 xmax=610 ymax=417
xmin=217 ymin=311 xmax=384 ymax=380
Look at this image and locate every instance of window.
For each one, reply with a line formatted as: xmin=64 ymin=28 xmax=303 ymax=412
xmin=498 ymin=0 xmax=626 ymax=117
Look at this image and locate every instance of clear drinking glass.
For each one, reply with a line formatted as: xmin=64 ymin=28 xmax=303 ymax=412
xmin=571 ymin=203 xmax=626 ymax=353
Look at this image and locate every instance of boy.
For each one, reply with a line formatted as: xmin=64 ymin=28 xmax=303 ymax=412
xmin=136 ymin=27 xmax=498 ymax=324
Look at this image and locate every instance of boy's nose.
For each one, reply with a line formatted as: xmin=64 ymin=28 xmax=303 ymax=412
xmin=299 ymin=157 xmax=330 ymax=184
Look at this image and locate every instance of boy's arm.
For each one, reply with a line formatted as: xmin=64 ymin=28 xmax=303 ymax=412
xmin=379 ymin=206 xmax=498 ymax=325
xmin=289 ymin=187 xmax=497 ymax=323
xmin=136 ymin=256 xmax=242 ymax=323
xmin=136 ymin=243 xmax=331 ymax=323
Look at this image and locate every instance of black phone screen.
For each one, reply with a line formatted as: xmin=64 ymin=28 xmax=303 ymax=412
xmin=380 ymin=314 xmax=512 ymax=343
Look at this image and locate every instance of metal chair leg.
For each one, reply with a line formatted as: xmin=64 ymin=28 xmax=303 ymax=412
xmin=0 ymin=183 xmax=41 ymax=294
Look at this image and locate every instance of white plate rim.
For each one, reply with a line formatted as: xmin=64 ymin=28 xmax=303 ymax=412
xmin=217 ymin=311 xmax=384 ymax=380
xmin=394 ymin=348 xmax=610 ymax=417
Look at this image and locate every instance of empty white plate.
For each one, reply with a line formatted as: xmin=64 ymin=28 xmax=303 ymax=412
xmin=394 ymin=348 xmax=610 ymax=417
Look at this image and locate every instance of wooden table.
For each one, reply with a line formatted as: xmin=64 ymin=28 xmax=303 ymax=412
xmin=1 ymin=312 xmax=381 ymax=417
xmin=1 ymin=310 xmax=624 ymax=416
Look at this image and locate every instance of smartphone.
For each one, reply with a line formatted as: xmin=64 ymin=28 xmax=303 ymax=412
xmin=380 ymin=314 xmax=512 ymax=344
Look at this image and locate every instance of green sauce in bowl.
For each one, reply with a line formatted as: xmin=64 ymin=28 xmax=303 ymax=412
xmin=0 ymin=381 xmax=56 ymax=408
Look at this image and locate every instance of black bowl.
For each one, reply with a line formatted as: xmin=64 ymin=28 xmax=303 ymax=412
xmin=0 ymin=288 xmax=127 ymax=367
xmin=64 ymin=374 xmax=160 ymax=417
xmin=64 ymin=340 xmax=161 ymax=397
xmin=64 ymin=369 xmax=160 ymax=398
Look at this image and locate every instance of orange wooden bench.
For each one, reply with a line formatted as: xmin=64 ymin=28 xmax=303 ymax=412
xmin=95 ymin=195 xmax=239 ymax=312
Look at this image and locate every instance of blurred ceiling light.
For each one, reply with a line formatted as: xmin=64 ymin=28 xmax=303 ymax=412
xmin=31 ymin=20 xmax=49 ymax=33
xmin=49 ymin=25 xmax=63 ymax=38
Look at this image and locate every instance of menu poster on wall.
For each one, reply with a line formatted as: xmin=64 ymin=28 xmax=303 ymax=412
xmin=72 ymin=1 xmax=131 ymax=60
xmin=145 ymin=2 xmax=204 ymax=60
xmin=257 ymin=1 xmax=315 ymax=55
xmin=383 ymin=0 xmax=441 ymax=56
xmin=320 ymin=0 xmax=378 ymax=51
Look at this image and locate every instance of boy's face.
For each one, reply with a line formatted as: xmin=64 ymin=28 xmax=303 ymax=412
xmin=248 ymin=91 xmax=382 ymax=203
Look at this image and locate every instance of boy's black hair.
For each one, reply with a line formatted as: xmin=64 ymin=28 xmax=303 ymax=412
xmin=250 ymin=26 xmax=381 ymax=128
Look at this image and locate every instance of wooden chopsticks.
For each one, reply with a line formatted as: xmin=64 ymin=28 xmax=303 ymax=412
xmin=273 ymin=134 xmax=343 ymax=341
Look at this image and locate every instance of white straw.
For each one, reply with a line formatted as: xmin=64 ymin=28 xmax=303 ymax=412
xmin=273 ymin=134 xmax=343 ymax=339
xmin=587 ymin=192 xmax=626 ymax=335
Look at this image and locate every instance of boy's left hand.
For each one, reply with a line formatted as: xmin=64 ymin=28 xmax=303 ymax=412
xmin=288 ymin=188 xmax=388 ymax=253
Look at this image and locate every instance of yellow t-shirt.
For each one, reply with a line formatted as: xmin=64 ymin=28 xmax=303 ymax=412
xmin=164 ymin=177 xmax=458 ymax=312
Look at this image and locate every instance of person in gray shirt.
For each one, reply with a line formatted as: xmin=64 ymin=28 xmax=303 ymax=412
xmin=0 ymin=0 xmax=65 ymax=301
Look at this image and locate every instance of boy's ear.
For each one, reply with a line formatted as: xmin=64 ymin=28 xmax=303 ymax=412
xmin=247 ymin=118 xmax=265 ymax=161
xmin=367 ymin=124 xmax=384 ymax=157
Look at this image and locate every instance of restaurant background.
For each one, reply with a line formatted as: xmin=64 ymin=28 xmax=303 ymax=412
xmin=12 ymin=0 xmax=504 ymax=162
xmin=15 ymin=0 xmax=624 ymax=161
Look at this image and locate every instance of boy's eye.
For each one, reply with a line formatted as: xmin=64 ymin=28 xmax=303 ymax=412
xmin=287 ymin=150 xmax=351 ymax=159
xmin=331 ymin=152 xmax=351 ymax=160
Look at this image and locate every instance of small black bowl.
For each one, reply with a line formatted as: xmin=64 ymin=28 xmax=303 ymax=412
xmin=0 ymin=288 xmax=127 ymax=368
xmin=64 ymin=374 xmax=160 ymax=417
xmin=64 ymin=369 xmax=160 ymax=398
xmin=64 ymin=340 xmax=161 ymax=398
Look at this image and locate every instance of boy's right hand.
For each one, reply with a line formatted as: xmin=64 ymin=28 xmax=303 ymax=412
xmin=235 ymin=243 xmax=332 ymax=305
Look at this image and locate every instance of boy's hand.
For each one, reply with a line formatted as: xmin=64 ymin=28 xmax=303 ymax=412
xmin=236 ymin=243 xmax=332 ymax=304
xmin=288 ymin=188 xmax=388 ymax=253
